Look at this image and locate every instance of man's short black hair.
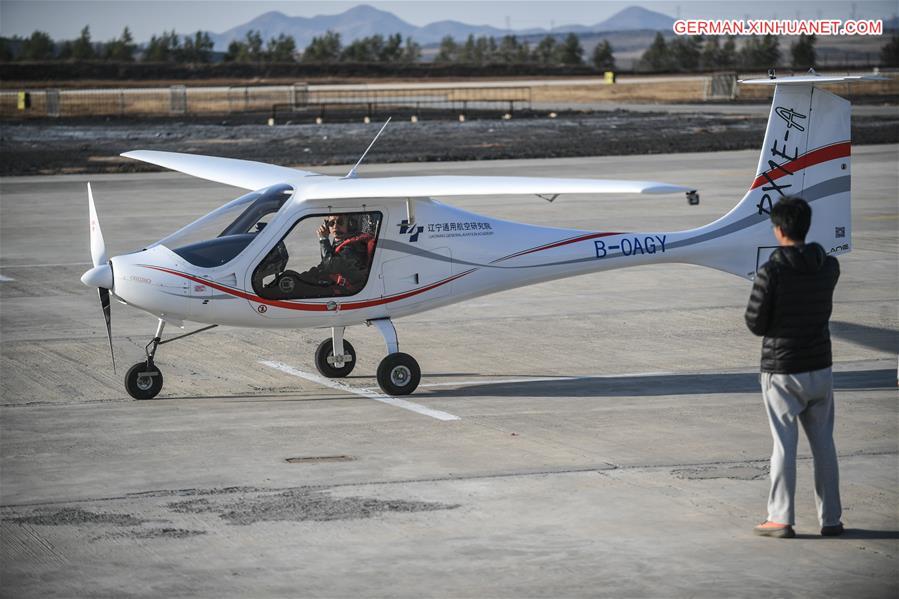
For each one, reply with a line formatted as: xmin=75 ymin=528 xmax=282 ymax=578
xmin=770 ymin=196 xmax=812 ymax=241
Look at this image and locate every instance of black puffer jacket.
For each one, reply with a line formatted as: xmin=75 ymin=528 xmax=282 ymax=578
xmin=744 ymin=243 xmax=840 ymax=374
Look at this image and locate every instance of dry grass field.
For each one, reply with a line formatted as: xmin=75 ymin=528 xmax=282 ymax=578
xmin=3 ymin=72 xmax=896 ymax=120
xmin=531 ymin=78 xmax=707 ymax=103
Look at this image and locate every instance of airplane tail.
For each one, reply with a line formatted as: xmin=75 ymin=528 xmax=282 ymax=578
xmin=676 ymin=74 xmax=868 ymax=280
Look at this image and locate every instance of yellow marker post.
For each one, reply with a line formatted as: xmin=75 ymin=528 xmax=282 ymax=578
xmin=17 ymin=91 xmax=31 ymax=110
xmin=603 ymin=72 xmax=616 ymax=84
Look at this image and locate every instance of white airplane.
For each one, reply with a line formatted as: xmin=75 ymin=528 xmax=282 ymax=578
xmin=82 ymin=73 xmax=870 ymax=399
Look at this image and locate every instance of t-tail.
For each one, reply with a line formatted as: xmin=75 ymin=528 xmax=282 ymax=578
xmin=674 ymin=73 xmax=881 ymax=280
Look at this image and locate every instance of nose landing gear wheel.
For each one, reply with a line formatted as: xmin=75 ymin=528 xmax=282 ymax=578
xmin=125 ymin=362 xmax=163 ymax=400
xmin=376 ymin=353 xmax=420 ymax=396
xmin=314 ymin=338 xmax=356 ymax=378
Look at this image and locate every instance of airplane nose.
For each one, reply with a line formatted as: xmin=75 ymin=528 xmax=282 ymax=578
xmin=81 ymin=263 xmax=113 ymax=289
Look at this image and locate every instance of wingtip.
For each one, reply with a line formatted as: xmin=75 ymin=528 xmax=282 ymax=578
xmin=120 ymin=150 xmax=159 ymax=159
xmin=643 ymin=184 xmax=694 ymax=195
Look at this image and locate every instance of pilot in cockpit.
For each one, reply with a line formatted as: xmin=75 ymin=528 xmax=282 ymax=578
xmin=254 ymin=213 xmax=376 ymax=300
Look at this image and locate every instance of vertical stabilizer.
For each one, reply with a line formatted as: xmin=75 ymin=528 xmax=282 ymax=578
xmin=677 ymin=77 xmax=853 ymax=279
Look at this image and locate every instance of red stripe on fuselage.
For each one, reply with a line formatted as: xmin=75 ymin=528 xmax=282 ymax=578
xmin=493 ymin=231 xmax=622 ymax=263
xmin=140 ymin=265 xmax=474 ymax=312
xmin=750 ymin=141 xmax=850 ymax=190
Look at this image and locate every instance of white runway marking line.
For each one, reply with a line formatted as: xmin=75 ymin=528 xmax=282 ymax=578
xmin=259 ymin=360 xmax=461 ymax=422
xmin=0 ymin=274 xmax=14 ymax=282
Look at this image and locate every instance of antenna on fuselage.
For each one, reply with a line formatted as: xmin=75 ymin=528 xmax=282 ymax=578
xmin=344 ymin=117 xmax=391 ymax=179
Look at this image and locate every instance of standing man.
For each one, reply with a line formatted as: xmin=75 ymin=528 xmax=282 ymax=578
xmin=745 ymin=197 xmax=844 ymax=539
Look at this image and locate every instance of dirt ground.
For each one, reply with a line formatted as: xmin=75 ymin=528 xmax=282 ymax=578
xmin=2 ymin=109 xmax=898 ymax=177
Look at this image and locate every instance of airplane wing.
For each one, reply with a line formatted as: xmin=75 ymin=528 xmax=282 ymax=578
xmin=121 ymin=150 xmax=322 ymax=190
xmin=301 ymin=176 xmax=693 ymax=201
xmin=121 ymin=151 xmax=693 ymax=198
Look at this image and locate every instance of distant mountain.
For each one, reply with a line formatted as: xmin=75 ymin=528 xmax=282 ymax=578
xmin=206 ymin=4 xmax=677 ymax=51
xmin=416 ymin=20 xmax=509 ymax=42
xmin=209 ymin=5 xmax=419 ymax=50
xmin=594 ymin=6 xmax=675 ymax=32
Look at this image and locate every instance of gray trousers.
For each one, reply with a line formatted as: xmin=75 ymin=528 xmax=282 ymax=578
xmin=761 ymin=367 xmax=842 ymax=526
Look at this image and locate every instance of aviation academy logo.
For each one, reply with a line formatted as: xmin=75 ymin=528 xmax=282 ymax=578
xmin=400 ymin=219 xmax=495 ymax=242
xmin=399 ymin=220 xmax=424 ymax=242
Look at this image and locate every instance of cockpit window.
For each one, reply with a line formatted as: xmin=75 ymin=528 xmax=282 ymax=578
xmin=252 ymin=211 xmax=382 ymax=300
xmin=157 ymin=184 xmax=293 ymax=268
xmin=218 ymin=189 xmax=288 ymax=237
xmin=168 ymin=234 xmax=257 ymax=268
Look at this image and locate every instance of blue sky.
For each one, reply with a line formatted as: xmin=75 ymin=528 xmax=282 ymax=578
xmin=2 ymin=0 xmax=895 ymax=42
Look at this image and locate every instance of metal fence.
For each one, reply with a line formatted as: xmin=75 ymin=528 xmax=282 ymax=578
xmin=0 ymin=83 xmax=532 ymax=120
xmin=704 ymin=72 xmax=738 ymax=100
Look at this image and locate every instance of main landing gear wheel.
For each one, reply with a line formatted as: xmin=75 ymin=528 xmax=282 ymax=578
xmin=314 ymin=338 xmax=356 ymax=378
xmin=376 ymin=353 xmax=420 ymax=396
xmin=125 ymin=361 xmax=163 ymax=400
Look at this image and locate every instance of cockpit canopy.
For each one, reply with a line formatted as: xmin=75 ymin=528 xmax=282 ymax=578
xmin=153 ymin=184 xmax=293 ymax=268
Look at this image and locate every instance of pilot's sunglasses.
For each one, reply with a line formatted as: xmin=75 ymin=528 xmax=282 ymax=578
xmin=326 ymin=217 xmax=347 ymax=227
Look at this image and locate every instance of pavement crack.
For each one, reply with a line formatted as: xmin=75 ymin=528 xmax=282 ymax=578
xmin=3 ymin=450 xmax=895 ymax=510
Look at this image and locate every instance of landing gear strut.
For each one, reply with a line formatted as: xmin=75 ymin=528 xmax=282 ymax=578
xmin=314 ymin=326 xmax=356 ymax=378
xmin=124 ymin=319 xmax=218 ymax=400
xmin=370 ymin=318 xmax=420 ymax=396
xmin=310 ymin=319 xmax=421 ymax=395
xmin=125 ymin=319 xmax=165 ymax=400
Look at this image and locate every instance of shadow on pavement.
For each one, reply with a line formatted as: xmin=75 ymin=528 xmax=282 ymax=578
xmin=831 ymin=321 xmax=898 ymax=354
xmin=840 ymin=529 xmax=899 ymax=540
xmin=425 ymin=369 xmax=896 ymax=398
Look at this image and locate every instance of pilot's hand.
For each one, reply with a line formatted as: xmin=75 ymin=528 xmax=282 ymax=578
xmin=317 ymin=222 xmax=329 ymax=239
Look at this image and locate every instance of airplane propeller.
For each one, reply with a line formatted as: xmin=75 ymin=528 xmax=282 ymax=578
xmin=80 ymin=183 xmax=116 ymax=373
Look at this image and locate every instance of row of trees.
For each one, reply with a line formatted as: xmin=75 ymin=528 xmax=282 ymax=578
xmin=234 ymin=31 xmax=423 ymax=64
xmin=0 ymin=26 xmax=217 ymax=63
xmin=0 ymin=26 xmax=138 ymax=61
xmin=222 ymin=31 xmax=606 ymax=67
xmin=433 ymin=33 xmax=614 ymax=69
xmin=0 ymin=26 xmax=607 ymax=68
xmin=639 ymin=33 xmax=818 ymax=71
xmin=3 ymin=25 xmax=897 ymax=69
xmin=144 ymin=30 xmax=214 ymax=63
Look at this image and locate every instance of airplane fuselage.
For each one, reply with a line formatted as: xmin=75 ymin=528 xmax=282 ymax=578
xmin=109 ymin=197 xmax=706 ymax=329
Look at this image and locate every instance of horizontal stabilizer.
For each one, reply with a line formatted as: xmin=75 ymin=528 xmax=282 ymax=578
xmin=301 ymin=176 xmax=692 ymax=201
xmin=739 ymin=73 xmax=888 ymax=86
xmin=121 ymin=150 xmax=321 ymax=190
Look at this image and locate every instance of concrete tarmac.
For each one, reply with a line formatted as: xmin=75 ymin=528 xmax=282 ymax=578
xmin=1 ymin=146 xmax=897 ymax=598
